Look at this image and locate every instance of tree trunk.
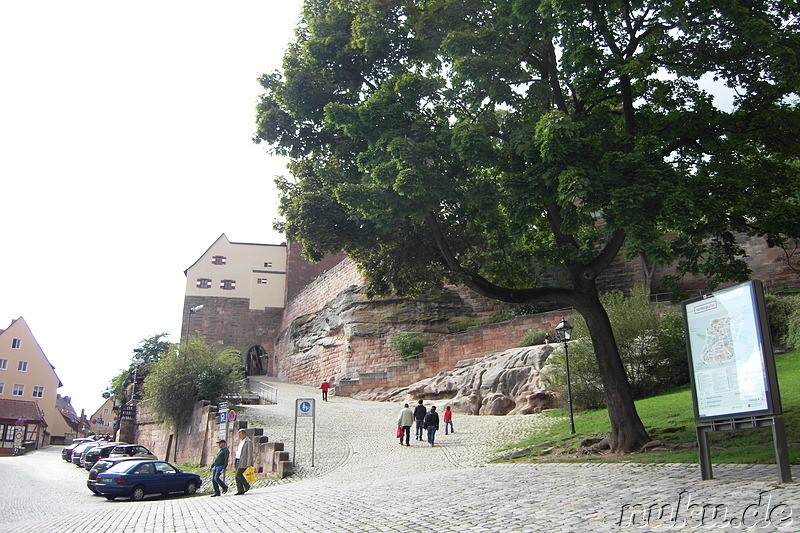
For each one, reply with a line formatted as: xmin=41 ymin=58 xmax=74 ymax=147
xmin=574 ymin=287 xmax=650 ymax=453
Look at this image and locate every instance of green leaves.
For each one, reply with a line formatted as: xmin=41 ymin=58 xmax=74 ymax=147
xmin=143 ymin=338 xmax=244 ymax=429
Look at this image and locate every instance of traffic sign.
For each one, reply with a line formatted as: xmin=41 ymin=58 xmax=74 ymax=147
xmin=227 ymin=410 xmax=237 ymax=422
xmin=219 ymin=411 xmax=227 ymax=424
xmin=296 ymin=398 xmax=315 ymax=418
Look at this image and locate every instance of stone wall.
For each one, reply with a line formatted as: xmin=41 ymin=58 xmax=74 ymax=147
xmin=133 ymin=401 xmax=292 ymax=476
xmin=182 ymin=296 xmax=285 ymax=375
xmin=134 ymin=400 xmax=218 ymax=465
xmin=336 ymin=310 xmax=567 ymax=396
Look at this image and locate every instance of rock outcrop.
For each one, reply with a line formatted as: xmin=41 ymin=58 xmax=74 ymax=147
xmin=372 ymin=345 xmax=558 ymax=415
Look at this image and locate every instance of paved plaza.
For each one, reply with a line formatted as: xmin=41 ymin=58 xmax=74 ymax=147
xmin=1 ymin=379 xmax=798 ymax=532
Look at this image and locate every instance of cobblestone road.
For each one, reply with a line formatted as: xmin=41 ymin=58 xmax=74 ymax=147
xmin=1 ymin=379 xmax=798 ymax=532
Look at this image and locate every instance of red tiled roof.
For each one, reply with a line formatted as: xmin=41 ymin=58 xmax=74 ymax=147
xmin=0 ymin=398 xmax=46 ymax=423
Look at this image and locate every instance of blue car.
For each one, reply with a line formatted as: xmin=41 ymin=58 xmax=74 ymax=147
xmin=94 ymin=459 xmax=201 ymax=501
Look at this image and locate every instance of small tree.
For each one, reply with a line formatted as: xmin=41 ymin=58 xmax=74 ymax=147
xmin=392 ymin=332 xmax=426 ymax=361
xmin=143 ymin=338 xmax=245 ymax=433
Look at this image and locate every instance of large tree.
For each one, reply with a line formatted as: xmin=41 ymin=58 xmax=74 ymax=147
xmin=255 ymin=0 xmax=800 ymax=452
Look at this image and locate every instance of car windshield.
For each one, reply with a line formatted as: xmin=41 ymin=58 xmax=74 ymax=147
xmin=105 ymin=460 xmax=148 ymax=474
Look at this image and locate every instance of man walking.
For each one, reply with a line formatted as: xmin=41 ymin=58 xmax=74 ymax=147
xmin=320 ymin=379 xmax=330 ymax=401
xmin=209 ymin=439 xmax=229 ymax=497
xmin=413 ymin=399 xmax=427 ymax=441
xmin=397 ymin=403 xmax=413 ymax=446
xmin=234 ymin=429 xmax=253 ymax=495
xmin=424 ymin=406 xmax=440 ymax=447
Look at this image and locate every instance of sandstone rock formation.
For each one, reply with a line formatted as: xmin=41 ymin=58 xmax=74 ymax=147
xmin=376 ymin=344 xmax=559 ymax=415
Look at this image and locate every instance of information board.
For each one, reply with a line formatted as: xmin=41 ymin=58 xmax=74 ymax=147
xmin=682 ymin=280 xmax=781 ymax=421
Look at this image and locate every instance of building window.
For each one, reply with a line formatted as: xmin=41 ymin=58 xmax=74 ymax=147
xmin=32 ymin=386 xmax=44 ymax=398
xmin=257 ymin=278 xmax=269 ymax=284
xmin=196 ymin=278 xmax=212 ymax=289
xmin=11 ymin=338 xmax=21 ymax=349
xmin=12 ymin=384 xmax=24 ymax=397
xmin=220 ymin=279 xmax=236 ymax=290
xmin=104 ymin=408 xmax=109 ymax=414
xmin=264 ymin=261 xmax=273 ymax=268
xmin=17 ymin=361 xmax=28 ymax=372
xmin=0 ymin=359 xmax=7 ymax=370
xmin=0 ymin=383 xmax=4 ymax=394
xmin=211 ymin=256 xmax=227 ymax=265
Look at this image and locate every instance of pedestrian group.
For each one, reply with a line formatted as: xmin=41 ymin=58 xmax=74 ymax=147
xmin=398 ymin=400 xmax=454 ymax=447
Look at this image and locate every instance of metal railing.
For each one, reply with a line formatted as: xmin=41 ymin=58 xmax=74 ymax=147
xmin=250 ymin=380 xmax=278 ymax=404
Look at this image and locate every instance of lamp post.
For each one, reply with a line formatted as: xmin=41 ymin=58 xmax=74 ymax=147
xmin=555 ymin=317 xmax=576 ymax=435
xmin=129 ymin=349 xmax=144 ymax=405
xmin=185 ymin=304 xmax=204 ymax=340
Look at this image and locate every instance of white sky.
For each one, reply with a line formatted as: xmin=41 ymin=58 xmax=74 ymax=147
xmin=0 ymin=1 xmax=303 ymax=418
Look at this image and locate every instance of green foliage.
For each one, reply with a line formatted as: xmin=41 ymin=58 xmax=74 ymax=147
xmin=256 ymin=0 xmax=800 ymax=451
xmin=136 ymin=333 xmax=171 ymax=364
xmin=766 ymin=293 xmax=800 ymax=351
xmin=109 ymin=369 xmax=129 ymax=404
xmin=507 ymin=349 xmax=800 ymax=464
xmin=391 ymin=332 xmax=427 ymax=361
xmin=450 ymin=318 xmax=481 ymax=332
xmin=107 ymin=333 xmax=173 ymax=404
xmin=143 ymin=337 xmax=244 ymax=429
xmin=518 ymin=329 xmax=551 ymax=348
xmin=544 ymin=287 xmax=688 ymax=409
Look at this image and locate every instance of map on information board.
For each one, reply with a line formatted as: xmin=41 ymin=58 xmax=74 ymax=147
xmin=683 ymin=281 xmax=773 ymax=420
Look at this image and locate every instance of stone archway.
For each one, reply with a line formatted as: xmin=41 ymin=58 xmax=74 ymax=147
xmin=245 ymin=345 xmax=268 ymax=376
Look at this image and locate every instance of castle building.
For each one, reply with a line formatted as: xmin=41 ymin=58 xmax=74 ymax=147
xmin=181 ymin=234 xmax=343 ymax=375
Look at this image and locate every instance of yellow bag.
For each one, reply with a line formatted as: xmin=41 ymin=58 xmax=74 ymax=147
xmin=244 ymin=466 xmax=256 ymax=483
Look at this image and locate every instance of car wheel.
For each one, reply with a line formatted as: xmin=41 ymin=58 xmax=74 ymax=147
xmin=88 ymin=486 xmax=98 ymax=494
xmin=131 ymin=486 xmax=146 ymax=501
xmin=184 ymin=481 xmax=198 ymax=495
xmin=105 ymin=495 xmax=116 ymax=501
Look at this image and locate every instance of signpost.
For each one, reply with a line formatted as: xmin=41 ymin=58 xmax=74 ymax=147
xmin=218 ymin=402 xmax=229 ymax=442
xmin=682 ymin=280 xmax=790 ymax=482
xmin=293 ymin=398 xmax=316 ymax=467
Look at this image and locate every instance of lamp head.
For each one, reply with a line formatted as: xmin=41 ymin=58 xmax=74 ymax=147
xmin=554 ymin=317 xmax=573 ymax=342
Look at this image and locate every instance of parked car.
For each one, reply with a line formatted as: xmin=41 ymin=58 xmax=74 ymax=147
xmin=62 ymin=438 xmax=95 ymax=462
xmin=87 ymin=457 xmax=143 ymax=494
xmin=70 ymin=441 xmax=100 ymax=466
xmin=81 ymin=442 xmax=125 ymax=470
xmin=94 ymin=460 xmax=201 ymax=501
xmin=108 ymin=444 xmax=157 ymax=460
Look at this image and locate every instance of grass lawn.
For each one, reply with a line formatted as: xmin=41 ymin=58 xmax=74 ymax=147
xmin=503 ymin=349 xmax=799 ymax=464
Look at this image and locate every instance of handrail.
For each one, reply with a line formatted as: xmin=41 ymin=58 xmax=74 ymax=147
xmin=250 ymin=380 xmax=278 ymax=404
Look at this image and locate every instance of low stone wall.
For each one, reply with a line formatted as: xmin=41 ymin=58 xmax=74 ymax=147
xmin=133 ymin=401 xmax=292 ymax=477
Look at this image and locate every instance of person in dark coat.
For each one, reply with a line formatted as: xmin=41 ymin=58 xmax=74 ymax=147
xmin=413 ymin=399 xmax=427 ymax=441
xmin=209 ymin=439 xmax=229 ymax=496
xmin=424 ymin=405 xmax=440 ymax=447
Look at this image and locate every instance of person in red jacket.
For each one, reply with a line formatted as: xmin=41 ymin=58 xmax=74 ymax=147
xmin=443 ymin=405 xmax=454 ymax=435
xmin=320 ymin=379 xmax=330 ymax=401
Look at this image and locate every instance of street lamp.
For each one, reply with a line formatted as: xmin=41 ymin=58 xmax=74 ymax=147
xmin=129 ymin=349 xmax=144 ymax=405
xmin=185 ymin=304 xmax=204 ymax=340
xmin=554 ymin=317 xmax=576 ymax=435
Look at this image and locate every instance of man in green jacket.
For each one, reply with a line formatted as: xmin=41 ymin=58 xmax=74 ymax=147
xmin=210 ymin=439 xmax=229 ymax=496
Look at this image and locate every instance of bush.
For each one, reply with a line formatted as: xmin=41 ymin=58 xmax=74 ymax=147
xmin=542 ymin=285 xmax=688 ymax=410
xmin=518 ymin=329 xmax=551 ymax=347
xmin=766 ymin=293 xmax=800 ymax=351
xmin=392 ymin=332 xmax=426 ymax=360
